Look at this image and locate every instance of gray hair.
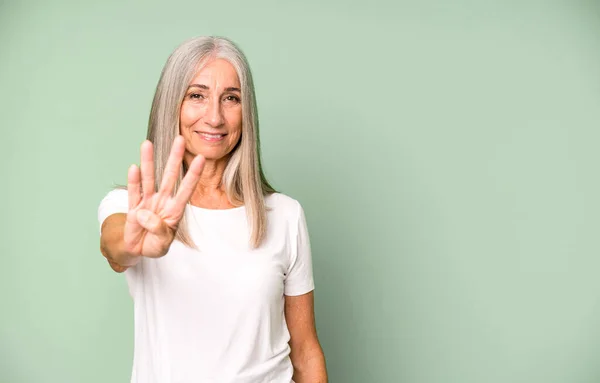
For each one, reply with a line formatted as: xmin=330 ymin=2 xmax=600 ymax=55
xmin=147 ymin=36 xmax=275 ymax=249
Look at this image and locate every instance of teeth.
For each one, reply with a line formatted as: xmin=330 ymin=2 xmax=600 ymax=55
xmin=199 ymin=133 xmax=223 ymax=139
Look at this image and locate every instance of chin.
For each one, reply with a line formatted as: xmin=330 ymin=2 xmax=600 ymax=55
xmin=196 ymin=147 xmax=232 ymax=162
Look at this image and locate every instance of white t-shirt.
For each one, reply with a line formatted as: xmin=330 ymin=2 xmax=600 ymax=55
xmin=97 ymin=189 xmax=315 ymax=383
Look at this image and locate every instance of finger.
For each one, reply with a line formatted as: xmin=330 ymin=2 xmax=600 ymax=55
xmin=127 ymin=164 xmax=141 ymax=210
xmin=136 ymin=209 xmax=167 ymax=235
xmin=140 ymin=140 xmax=155 ymax=202
xmin=173 ymin=154 xmax=205 ymax=212
xmin=158 ymin=135 xmax=185 ymax=199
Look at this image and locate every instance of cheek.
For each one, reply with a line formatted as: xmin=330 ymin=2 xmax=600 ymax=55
xmin=228 ymin=120 xmax=243 ymax=144
xmin=226 ymin=110 xmax=243 ymax=134
xmin=228 ymin=130 xmax=242 ymax=148
xmin=180 ymin=104 xmax=202 ymax=128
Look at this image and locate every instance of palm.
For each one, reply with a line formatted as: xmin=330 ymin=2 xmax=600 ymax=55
xmin=123 ymin=136 xmax=205 ymax=258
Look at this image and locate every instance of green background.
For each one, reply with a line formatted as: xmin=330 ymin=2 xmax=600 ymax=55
xmin=1 ymin=0 xmax=599 ymax=382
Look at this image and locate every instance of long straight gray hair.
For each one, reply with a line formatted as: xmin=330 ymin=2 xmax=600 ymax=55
xmin=147 ymin=36 xmax=275 ymax=249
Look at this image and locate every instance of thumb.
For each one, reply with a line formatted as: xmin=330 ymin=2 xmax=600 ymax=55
xmin=136 ymin=209 xmax=165 ymax=234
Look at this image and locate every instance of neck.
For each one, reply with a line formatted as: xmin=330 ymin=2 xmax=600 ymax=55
xmin=187 ymin=157 xmax=235 ymax=209
xmin=196 ymin=158 xmax=226 ymax=191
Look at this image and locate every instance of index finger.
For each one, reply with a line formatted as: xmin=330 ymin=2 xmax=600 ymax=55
xmin=127 ymin=164 xmax=141 ymax=210
xmin=172 ymin=154 xmax=205 ymax=212
xmin=140 ymin=140 xmax=155 ymax=202
xmin=158 ymin=135 xmax=185 ymax=199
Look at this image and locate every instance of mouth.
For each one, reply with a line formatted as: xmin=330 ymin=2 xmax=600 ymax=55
xmin=194 ymin=131 xmax=227 ymax=142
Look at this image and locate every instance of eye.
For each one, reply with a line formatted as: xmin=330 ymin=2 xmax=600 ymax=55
xmin=189 ymin=93 xmax=205 ymax=100
xmin=225 ymin=95 xmax=241 ymax=103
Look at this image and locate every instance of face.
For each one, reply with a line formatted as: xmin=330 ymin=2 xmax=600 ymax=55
xmin=179 ymin=58 xmax=243 ymax=165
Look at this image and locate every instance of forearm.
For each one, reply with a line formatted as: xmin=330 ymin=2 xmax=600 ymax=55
xmin=291 ymin=345 xmax=327 ymax=383
xmin=100 ymin=214 xmax=141 ymax=271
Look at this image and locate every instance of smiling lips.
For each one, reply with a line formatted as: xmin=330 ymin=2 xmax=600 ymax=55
xmin=195 ymin=131 xmax=227 ymax=142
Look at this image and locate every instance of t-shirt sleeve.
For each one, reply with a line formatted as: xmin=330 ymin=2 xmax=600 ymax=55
xmin=284 ymin=201 xmax=315 ymax=296
xmin=97 ymin=188 xmax=141 ymax=297
xmin=98 ymin=188 xmax=129 ymax=233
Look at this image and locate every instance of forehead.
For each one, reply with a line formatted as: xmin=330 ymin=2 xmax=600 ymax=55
xmin=190 ymin=58 xmax=240 ymax=87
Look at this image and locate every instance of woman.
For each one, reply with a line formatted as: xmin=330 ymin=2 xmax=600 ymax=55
xmin=98 ymin=36 xmax=327 ymax=383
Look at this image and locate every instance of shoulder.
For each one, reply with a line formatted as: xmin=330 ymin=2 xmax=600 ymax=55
xmin=265 ymin=192 xmax=304 ymax=219
xmin=98 ymin=187 xmax=129 ymax=211
xmin=101 ymin=187 xmax=128 ymax=202
xmin=98 ymin=187 xmax=129 ymax=228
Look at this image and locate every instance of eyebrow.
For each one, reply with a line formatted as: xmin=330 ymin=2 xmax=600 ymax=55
xmin=188 ymin=84 xmax=241 ymax=92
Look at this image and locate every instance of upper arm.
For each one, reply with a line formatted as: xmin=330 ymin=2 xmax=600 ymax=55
xmin=100 ymin=212 xmax=126 ymax=237
xmin=284 ymin=201 xmax=315 ymax=296
xmin=98 ymin=188 xmax=130 ymax=272
xmin=285 ymin=291 xmax=321 ymax=353
xmin=100 ymin=213 xmax=128 ymax=273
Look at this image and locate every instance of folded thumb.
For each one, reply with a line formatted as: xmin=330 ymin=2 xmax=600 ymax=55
xmin=136 ymin=209 xmax=162 ymax=233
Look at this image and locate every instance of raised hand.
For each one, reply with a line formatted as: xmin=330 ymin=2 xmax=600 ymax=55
xmin=124 ymin=136 xmax=205 ymax=258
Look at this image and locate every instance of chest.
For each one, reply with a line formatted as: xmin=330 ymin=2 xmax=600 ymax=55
xmin=139 ymin=215 xmax=292 ymax=308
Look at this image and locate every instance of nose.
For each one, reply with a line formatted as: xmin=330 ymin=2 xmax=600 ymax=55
xmin=204 ymin=96 xmax=224 ymax=128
